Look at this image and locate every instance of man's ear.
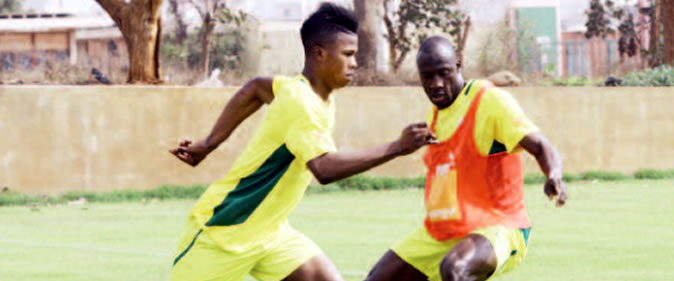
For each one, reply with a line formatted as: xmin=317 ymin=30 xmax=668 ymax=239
xmin=456 ymin=58 xmax=462 ymax=70
xmin=313 ymin=45 xmax=327 ymax=62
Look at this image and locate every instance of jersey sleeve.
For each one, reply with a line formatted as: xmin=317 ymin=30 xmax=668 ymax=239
xmin=281 ymin=94 xmax=337 ymax=164
xmin=485 ymin=88 xmax=539 ymax=153
xmin=272 ymin=76 xmax=291 ymax=96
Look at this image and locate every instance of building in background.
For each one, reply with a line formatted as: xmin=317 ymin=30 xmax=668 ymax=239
xmin=0 ymin=12 xmax=124 ymax=77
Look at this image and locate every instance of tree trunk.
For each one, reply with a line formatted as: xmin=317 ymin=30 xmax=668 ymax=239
xmin=354 ymin=0 xmax=380 ymax=84
xmin=649 ymin=0 xmax=661 ymax=66
xmin=168 ymin=0 xmax=188 ymax=43
xmin=455 ymin=16 xmax=471 ymax=65
xmin=94 ymin=0 xmax=163 ymax=84
xmin=382 ymin=0 xmax=401 ymax=73
xmin=199 ymin=12 xmax=215 ymax=78
xmin=663 ymin=0 xmax=674 ymax=65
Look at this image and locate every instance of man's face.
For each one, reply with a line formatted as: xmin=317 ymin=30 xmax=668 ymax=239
xmin=417 ymin=51 xmax=464 ymax=109
xmin=321 ymin=32 xmax=358 ymax=89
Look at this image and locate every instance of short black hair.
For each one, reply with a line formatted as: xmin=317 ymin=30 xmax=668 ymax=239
xmin=300 ymin=2 xmax=358 ymax=54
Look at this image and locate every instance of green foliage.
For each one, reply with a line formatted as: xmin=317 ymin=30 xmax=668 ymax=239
xmin=331 ymin=175 xmax=425 ymax=191
xmin=162 ymin=1 xmax=248 ymax=80
xmin=162 ymin=31 xmax=246 ymax=75
xmin=308 ymin=175 xmax=425 ymax=193
xmin=580 ymin=170 xmax=629 ymax=181
xmin=524 ymin=173 xmax=584 ymax=184
xmin=549 ymin=76 xmax=602 ymax=86
xmin=634 ymin=169 xmax=674 ymax=180
xmin=584 ymin=0 xmax=661 ymax=62
xmin=621 ymin=64 xmax=674 ymax=86
xmin=584 ymin=0 xmax=616 ymax=39
xmin=0 ymin=0 xmax=22 ymax=13
xmin=562 ymin=173 xmax=583 ymax=182
xmin=477 ymin=21 xmax=539 ymax=76
xmin=0 ymin=192 xmax=52 ymax=206
xmin=216 ymin=5 xmax=248 ymax=27
xmin=0 ymin=185 xmax=207 ymax=207
xmin=523 ymin=173 xmax=547 ymax=184
xmin=382 ymin=0 xmax=468 ymax=72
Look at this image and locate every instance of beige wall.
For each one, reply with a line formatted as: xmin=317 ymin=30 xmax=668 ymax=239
xmin=1 ymin=86 xmax=672 ymax=194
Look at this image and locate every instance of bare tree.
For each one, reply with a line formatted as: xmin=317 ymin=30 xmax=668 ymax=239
xmin=663 ymin=0 xmax=674 ymax=65
xmin=585 ymin=0 xmax=674 ymax=67
xmin=382 ymin=0 xmax=470 ymax=73
xmin=168 ymin=0 xmax=188 ymax=43
xmin=649 ymin=0 xmax=661 ymax=65
xmin=188 ymin=0 xmax=247 ymax=78
xmin=94 ymin=0 xmax=164 ymax=84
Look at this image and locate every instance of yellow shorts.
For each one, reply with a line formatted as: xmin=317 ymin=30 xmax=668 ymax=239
xmin=392 ymin=225 xmax=531 ymax=281
xmin=170 ymin=217 xmax=322 ymax=281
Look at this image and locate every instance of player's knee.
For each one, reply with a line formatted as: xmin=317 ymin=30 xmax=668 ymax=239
xmin=440 ymin=254 xmax=494 ymax=281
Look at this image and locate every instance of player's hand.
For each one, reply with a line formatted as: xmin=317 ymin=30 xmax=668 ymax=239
xmin=169 ymin=139 xmax=212 ymax=167
xmin=544 ymin=173 xmax=568 ymax=207
xmin=394 ymin=122 xmax=437 ymax=156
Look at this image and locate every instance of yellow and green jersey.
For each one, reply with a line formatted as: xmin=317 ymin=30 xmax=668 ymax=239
xmin=426 ymin=80 xmax=538 ymax=156
xmin=189 ymin=74 xmax=337 ymax=253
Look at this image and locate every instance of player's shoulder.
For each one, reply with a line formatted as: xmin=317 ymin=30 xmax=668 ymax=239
xmin=274 ymin=75 xmax=313 ymax=98
xmin=272 ymin=75 xmax=300 ymax=94
xmin=480 ymin=82 xmax=516 ymax=103
xmin=271 ymin=75 xmax=326 ymax=117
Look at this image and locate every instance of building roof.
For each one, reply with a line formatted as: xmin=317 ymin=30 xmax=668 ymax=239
xmin=0 ymin=13 xmax=115 ymax=33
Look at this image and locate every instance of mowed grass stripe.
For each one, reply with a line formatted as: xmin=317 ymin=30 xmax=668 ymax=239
xmin=0 ymin=179 xmax=672 ymax=281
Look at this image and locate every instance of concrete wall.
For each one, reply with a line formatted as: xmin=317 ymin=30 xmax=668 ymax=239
xmin=1 ymin=86 xmax=672 ymax=193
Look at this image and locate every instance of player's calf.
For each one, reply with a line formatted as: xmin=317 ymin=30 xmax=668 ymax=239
xmin=284 ymin=254 xmax=344 ymax=281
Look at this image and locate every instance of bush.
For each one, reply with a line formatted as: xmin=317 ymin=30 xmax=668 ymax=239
xmin=633 ymin=169 xmax=674 ymax=180
xmin=524 ymin=172 xmax=583 ymax=184
xmin=563 ymin=173 xmax=583 ymax=182
xmin=621 ymin=65 xmax=674 ymax=86
xmin=580 ymin=170 xmax=629 ymax=181
xmin=333 ymin=175 xmax=424 ymax=191
xmin=524 ymin=173 xmax=546 ymax=184
xmin=550 ymin=76 xmax=602 ymax=86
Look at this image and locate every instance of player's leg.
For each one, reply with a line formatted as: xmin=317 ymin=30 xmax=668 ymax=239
xmin=367 ymin=225 xmax=462 ymax=281
xmin=438 ymin=234 xmax=496 ymax=281
xmin=251 ymin=224 xmax=343 ymax=281
xmin=365 ymin=250 xmax=427 ymax=281
xmin=440 ymin=226 xmax=531 ymax=281
xmin=283 ymin=253 xmax=343 ymax=281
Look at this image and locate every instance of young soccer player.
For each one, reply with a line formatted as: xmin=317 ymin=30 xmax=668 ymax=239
xmin=365 ymin=36 xmax=568 ymax=281
xmin=168 ymin=4 xmax=435 ymax=281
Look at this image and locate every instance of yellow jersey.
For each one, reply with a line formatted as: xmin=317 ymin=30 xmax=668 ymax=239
xmin=189 ymin=74 xmax=337 ymax=253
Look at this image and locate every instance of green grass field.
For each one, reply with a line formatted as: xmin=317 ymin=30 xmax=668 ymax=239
xmin=1 ymin=179 xmax=673 ymax=281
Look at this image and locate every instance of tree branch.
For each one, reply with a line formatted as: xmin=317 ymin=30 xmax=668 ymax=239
xmin=188 ymin=0 xmax=206 ymax=19
xmin=457 ymin=16 xmax=471 ymax=62
xmin=211 ymin=0 xmax=224 ymax=15
xmin=383 ymin=0 xmax=399 ymax=71
xmin=395 ymin=49 xmax=408 ymax=71
xmin=94 ymin=0 xmax=127 ymax=25
xmin=94 ymin=0 xmax=126 ymax=12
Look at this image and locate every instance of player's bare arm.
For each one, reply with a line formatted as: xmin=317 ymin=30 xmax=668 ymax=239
xmin=519 ymin=132 xmax=568 ymax=206
xmin=307 ymin=122 xmax=437 ymax=184
xmin=170 ymin=77 xmax=274 ymax=166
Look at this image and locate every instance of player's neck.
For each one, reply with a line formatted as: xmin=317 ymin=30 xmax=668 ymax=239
xmin=302 ymin=67 xmax=332 ymax=101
